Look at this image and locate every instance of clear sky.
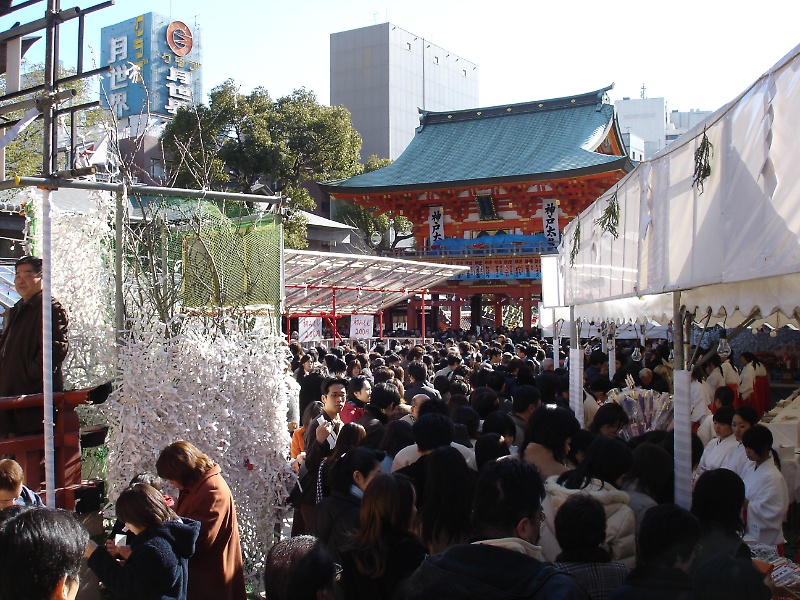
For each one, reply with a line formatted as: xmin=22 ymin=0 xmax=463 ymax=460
xmin=9 ymin=0 xmax=800 ymax=113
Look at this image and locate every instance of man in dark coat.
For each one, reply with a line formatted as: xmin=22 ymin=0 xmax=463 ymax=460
xmin=0 ymin=256 xmax=69 ymax=435
xmin=607 ymin=504 xmax=700 ymax=600
xmin=400 ymin=459 xmax=588 ymax=599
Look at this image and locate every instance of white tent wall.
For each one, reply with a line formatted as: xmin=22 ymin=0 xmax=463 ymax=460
xmin=560 ymin=43 xmax=800 ymax=325
xmin=557 ymin=43 xmax=800 ymax=510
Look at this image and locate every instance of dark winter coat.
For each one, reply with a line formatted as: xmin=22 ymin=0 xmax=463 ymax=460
xmin=0 ymin=291 xmax=68 ymax=434
xmin=340 ymin=536 xmax=426 ymax=600
xmin=88 ymin=517 xmax=200 ymax=600
xmin=400 ymin=541 xmax=589 ymax=600
xmin=606 ymin=566 xmax=693 ymax=600
xmin=312 ymin=489 xmax=361 ymax=563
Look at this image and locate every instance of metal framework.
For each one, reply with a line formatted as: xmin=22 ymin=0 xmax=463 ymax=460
xmin=284 ymin=249 xmax=468 ymax=344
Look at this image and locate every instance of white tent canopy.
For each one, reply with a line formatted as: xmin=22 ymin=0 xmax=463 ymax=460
xmin=559 ymin=43 xmax=800 ymax=327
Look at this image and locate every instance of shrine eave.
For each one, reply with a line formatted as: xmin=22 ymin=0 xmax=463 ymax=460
xmin=323 ymin=158 xmax=632 ymax=196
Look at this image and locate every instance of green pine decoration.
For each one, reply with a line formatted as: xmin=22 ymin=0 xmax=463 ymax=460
xmin=570 ymin=221 xmax=581 ymax=267
xmin=594 ymin=188 xmax=620 ymax=238
xmin=692 ymin=127 xmax=714 ymax=194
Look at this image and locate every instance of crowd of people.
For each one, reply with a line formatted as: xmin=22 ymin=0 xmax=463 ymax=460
xmin=278 ymin=333 xmax=783 ymax=599
xmin=0 ymin=441 xmax=246 ymax=600
xmin=0 ymin=328 xmax=785 ymax=600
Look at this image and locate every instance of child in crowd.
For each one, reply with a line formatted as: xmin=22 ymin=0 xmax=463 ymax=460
xmin=86 ymin=482 xmax=200 ymax=600
xmin=0 ymin=458 xmax=43 ymax=508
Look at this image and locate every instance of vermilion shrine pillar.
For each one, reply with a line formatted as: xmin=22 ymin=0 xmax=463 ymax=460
xmin=406 ymin=301 xmax=418 ymax=332
xmin=452 ymin=303 xmax=461 ymax=331
xmin=494 ymin=296 xmax=503 ymax=329
xmin=522 ymin=299 xmax=533 ymax=332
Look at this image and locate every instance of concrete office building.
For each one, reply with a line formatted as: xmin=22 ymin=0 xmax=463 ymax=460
xmin=615 ymin=97 xmax=667 ymax=159
xmin=330 ymin=23 xmax=479 ymax=161
xmin=666 ymin=108 xmax=714 ymax=141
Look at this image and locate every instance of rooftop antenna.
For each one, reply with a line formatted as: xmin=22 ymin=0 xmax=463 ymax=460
xmin=640 ymin=83 xmax=646 ymax=99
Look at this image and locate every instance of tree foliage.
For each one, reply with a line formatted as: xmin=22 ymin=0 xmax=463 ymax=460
xmin=160 ymin=81 xmax=363 ymax=248
xmin=332 ymin=154 xmax=414 ymax=250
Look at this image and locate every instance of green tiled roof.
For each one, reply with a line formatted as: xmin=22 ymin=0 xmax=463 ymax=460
xmin=322 ymin=86 xmax=631 ymax=193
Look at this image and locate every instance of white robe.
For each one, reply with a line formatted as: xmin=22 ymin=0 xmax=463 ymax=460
xmin=722 ymin=361 xmax=739 ymax=386
xmin=705 ymin=368 xmax=725 ymax=394
xmin=697 ymin=434 xmax=738 ymax=474
xmin=721 ymin=442 xmax=751 ymax=479
xmin=739 ymin=362 xmax=756 ymax=401
xmin=691 ymin=380 xmax=711 ymax=424
xmin=743 ymin=460 xmax=789 ymax=546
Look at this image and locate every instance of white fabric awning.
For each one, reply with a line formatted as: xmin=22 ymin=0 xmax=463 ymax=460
xmin=558 ymin=43 xmax=800 ymax=327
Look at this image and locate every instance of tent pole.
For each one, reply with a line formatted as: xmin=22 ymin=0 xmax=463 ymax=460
xmin=569 ymin=305 xmax=577 ymax=350
xmin=673 ymin=292 xmax=684 ymax=369
xmin=115 ymin=186 xmax=125 ymax=346
xmin=421 ymin=290 xmax=426 ymax=344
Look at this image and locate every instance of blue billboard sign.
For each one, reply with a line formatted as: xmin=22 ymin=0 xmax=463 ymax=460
xmin=100 ymin=13 xmax=203 ymax=119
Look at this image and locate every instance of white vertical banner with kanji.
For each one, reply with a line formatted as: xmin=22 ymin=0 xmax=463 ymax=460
xmin=542 ymin=200 xmax=560 ymax=246
xmin=298 ymin=317 xmax=322 ymax=342
xmin=349 ymin=315 xmax=374 ymax=339
xmin=428 ymin=205 xmax=444 ymax=245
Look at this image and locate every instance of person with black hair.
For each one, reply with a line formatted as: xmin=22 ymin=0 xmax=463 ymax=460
xmin=741 ymin=425 xmax=789 ymax=547
xmin=0 ymin=256 xmax=69 ymax=435
xmin=357 ymin=381 xmax=400 ymax=449
xmin=264 ymin=536 xmax=337 ymax=600
xmin=620 ymin=443 xmax=673 ymax=534
xmin=692 ymin=555 xmax=770 ymax=600
xmin=691 ymin=468 xmax=751 ymax=565
xmin=607 ymin=504 xmax=701 ymax=600
xmin=541 ymin=436 xmax=636 ymax=567
xmin=401 ymin=459 xmax=587 ymax=600
xmin=565 ymin=429 xmax=595 ymax=469
xmin=721 ymin=405 xmax=760 ymax=477
xmin=510 ymin=385 xmax=541 ymax=445
xmin=537 ymin=372 xmax=570 ymax=412
xmin=452 ymin=405 xmax=480 ymax=447
xmin=474 ymin=433 xmax=510 ymax=470
xmin=584 ymin=377 xmax=612 ymax=425
xmin=470 ymin=386 xmax=499 ymax=420
xmin=553 ymin=494 xmax=628 ymax=600
xmin=588 ymin=403 xmax=630 ymax=438
xmin=520 ymin=404 xmax=581 ymax=479
xmin=585 ymin=350 xmax=609 ymax=382
xmin=0 ymin=506 xmax=87 ymax=600
xmin=696 ymin=406 xmax=738 ymax=475
xmin=395 ymin=413 xmax=456 ymax=506
xmin=414 ymin=445 xmax=476 ymax=554
xmin=378 ymin=420 xmax=414 ymax=472
xmin=341 ymin=375 xmax=371 ymax=424
xmin=390 ymin=399 xmax=477 ymax=472
xmin=313 ymin=447 xmax=382 ymax=564
xmin=482 ymin=410 xmax=517 ymax=452
xmin=405 ymin=361 xmax=441 ymax=401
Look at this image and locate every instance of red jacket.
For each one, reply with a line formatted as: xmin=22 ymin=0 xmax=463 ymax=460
xmin=175 ymin=464 xmax=246 ymax=600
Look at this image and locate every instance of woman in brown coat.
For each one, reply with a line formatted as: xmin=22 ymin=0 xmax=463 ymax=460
xmin=157 ymin=441 xmax=246 ymax=600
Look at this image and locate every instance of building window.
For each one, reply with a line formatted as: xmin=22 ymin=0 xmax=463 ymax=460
xmin=433 ymin=56 xmax=439 ymax=65
xmin=406 ymin=42 xmax=411 ymax=51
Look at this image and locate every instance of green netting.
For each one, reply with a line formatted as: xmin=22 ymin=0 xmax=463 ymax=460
xmin=126 ymin=195 xmax=282 ymax=314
